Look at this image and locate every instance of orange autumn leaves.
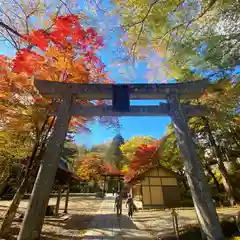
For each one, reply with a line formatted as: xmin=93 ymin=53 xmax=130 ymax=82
xmin=1 ymin=14 xmax=113 ymax=131
xmin=0 ymin=55 xmax=32 ymax=100
xmin=76 ymin=154 xmax=122 ymax=181
xmin=76 ymin=154 xmax=103 ymax=181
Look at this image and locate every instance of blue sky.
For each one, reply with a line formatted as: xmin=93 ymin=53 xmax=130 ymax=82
xmin=0 ymin=0 xmax=171 ymax=147
xmin=74 ymin=0 xmax=171 ymax=147
xmin=75 ymin=43 xmax=171 ymax=146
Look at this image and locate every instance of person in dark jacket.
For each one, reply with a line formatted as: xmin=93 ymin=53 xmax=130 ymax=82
xmin=114 ymin=192 xmax=122 ymax=216
xmin=126 ymin=193 xmax=134 ymax=218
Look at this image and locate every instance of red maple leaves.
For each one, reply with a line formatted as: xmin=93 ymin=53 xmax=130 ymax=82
xmin=100 ymin=163 xmax=122 ymax=176
xmin=124 ymin=144 xmax=158 ymax=182
xmin=13 ymin=48 xmax=44 ymax=75
xmin=24 ymin=30 xmax=49 ymax=51
xmin=130 ymin=144 xmax=158 ymax=171
xmin=13 ymin=14 xmax=105 ymax=76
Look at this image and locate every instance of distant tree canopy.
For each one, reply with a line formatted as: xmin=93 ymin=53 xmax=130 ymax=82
xmin=120 ymin=136 xmax=156 ymax=162
xmin=105 ymin=134 xmax=125 ymax=170
xmin=61 ymin=142 xmax=79 ymax=171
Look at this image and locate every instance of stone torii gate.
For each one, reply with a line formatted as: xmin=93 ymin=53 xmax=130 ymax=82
xmin=18 ymin=80 xmax=224 ymax=240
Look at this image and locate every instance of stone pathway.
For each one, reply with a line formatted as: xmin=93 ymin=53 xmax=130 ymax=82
xmin=83 ymin=194 xmax=154 ymax=240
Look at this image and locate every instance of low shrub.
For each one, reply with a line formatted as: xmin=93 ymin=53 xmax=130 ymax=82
xmin=178 ymin=219 xmax=240 ymax=240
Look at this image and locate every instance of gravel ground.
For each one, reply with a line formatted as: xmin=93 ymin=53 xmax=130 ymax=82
xmin=0 ymin=196 xmax=103 ymax=240
xmin=132 ymin=206 xmax=240 ymax=239
xmin=1 ymin=197 xmax=239 ymax=240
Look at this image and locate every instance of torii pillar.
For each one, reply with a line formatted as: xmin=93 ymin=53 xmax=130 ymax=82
xmin=167 ymin=90 xmax=224 ymax=239
xmin=18 ymin=94 xmax=73 ymax=240
xmin=18 ymin=79 xmax=224 ymax=240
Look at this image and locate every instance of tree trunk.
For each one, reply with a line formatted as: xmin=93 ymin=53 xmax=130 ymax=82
xmin=205 ymin=164 xmax=223 ymax=194
xmin=229 ymin=126 xmax=240 ymax=148
xmin=17 ymin=95 xmax=72 ymax=240
xmin=179 ymin=172 xmax=189 ymax=193
xmin=182 ymin=178 xmax=189 ymax=193
xmin=202 ymin=117 xmax=237 ymax=206
xmin=168 ymin=93 xmax=224 ymax=240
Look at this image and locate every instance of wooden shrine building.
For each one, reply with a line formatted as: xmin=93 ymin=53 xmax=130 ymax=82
xmin=53 ymin=158 xmax=80 ymax=215
xmin=127 ymin=164 xmax=182 ymax=209
xmin=100 ymin=169 xmax=124 ymax=193
xmin=56 ymin=158 xmax=80 ymax=185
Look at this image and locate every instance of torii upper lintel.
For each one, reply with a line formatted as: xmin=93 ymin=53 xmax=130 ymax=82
xmin=34 ymin=79 xmax=210 ymax=100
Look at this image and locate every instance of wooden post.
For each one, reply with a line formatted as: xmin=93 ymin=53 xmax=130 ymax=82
xmin=18 ymin=95 xmax=73 ymax=240
xmin=171 ymin=209 xmax=179 ymax=239
xmin=117 ymin=177 xmax=122 ymax=193
xmin=64 ymin=185 xmax=70 ymax=214
xmin=103 ymin=176 xmax=106 ymax=194
xmin=55 ymin=185 xmax=62 ymax=216
xmin=167 ymin=92 xmax=224 ymax=240
xmin=236 ymin=211 xmax=240 ymax=232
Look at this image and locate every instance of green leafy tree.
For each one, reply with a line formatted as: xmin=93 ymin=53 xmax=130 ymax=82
xmin=120 ymin=136 xmax=156 ymax=162
xmin=160 ymin=126 xmax=183 ymax=173
xmin=0 ymin=130 xmax=32 ymax=184
xmin=115 ymin=0 xmax=239 ymax=78
xmin=116 ymin=0 xmax=240 ymax=203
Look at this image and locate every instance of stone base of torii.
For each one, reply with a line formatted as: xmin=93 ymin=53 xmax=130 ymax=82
xmin=17 ymin=79 xmax=224 ymax=240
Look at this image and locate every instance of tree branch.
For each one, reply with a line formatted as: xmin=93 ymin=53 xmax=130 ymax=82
xmin=59 ymin=0 xmax=73 ymax=15
xmin=90 ymin=0 xmax=106 ymax=12
xmin=0 ymin=35 xmax=18 ymax=50
xmin=125 ymin=0 xmax=217 ymax=57
xmin=130 ymin=0 xmax=159 ymax=57
xmin=156 ymin=0 xmax=218 ymax=43
xmin=0 ymin=21 xmax=23 ymax=38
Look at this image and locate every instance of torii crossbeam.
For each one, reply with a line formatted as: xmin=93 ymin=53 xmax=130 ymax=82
xmin=34 ymin=78 xmax=209 ymax=99
xmin=18 ymin=79 xmax=224 ymax=240
xmin=35 ymin=79 xmax=209 ymax=117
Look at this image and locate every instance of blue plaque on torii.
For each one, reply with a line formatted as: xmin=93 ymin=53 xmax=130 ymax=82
xmin=112 ymin=85 xmax=130 ymax=112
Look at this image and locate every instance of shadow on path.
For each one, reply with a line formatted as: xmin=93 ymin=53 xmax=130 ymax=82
xmin=41 ymin=232 xmax=83 ymax=240
xmin=65 ymin=214 xmax=136 ymax=230
xmin=83 ymin=213 xmax=154 ymax=239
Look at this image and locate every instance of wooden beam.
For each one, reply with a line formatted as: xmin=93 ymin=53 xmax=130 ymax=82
xmin=64 ymin=185 xmax=70 ymax=214
xmin=34 ymin=79 xmax=210 ymax=100
xmin=49 ymin=103 xmax=209 ymax=117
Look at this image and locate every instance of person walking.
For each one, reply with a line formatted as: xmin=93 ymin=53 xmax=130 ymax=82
xmin=114 ymin=192 xmax=122 ymax=216
xmin=126 ymin=193 xmax=134 ymax=218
